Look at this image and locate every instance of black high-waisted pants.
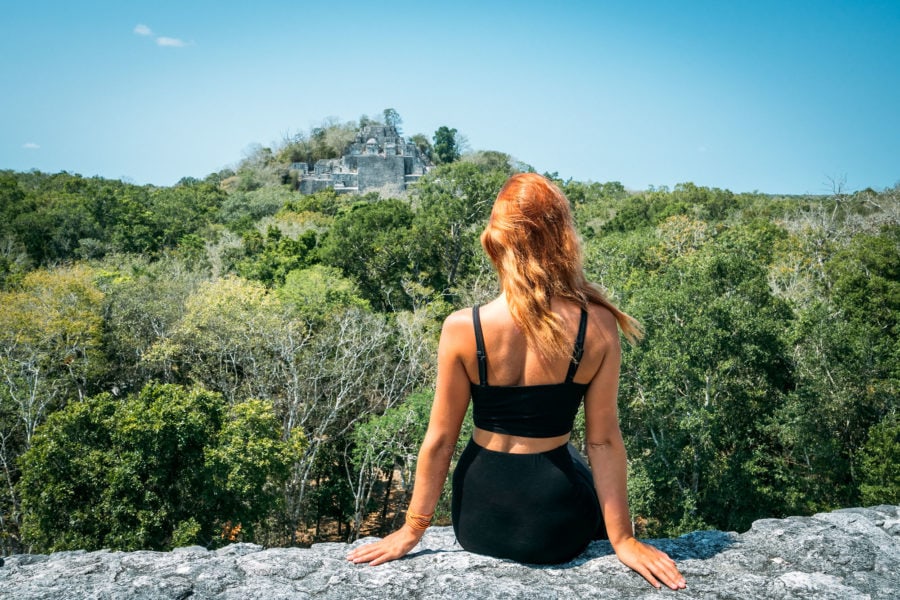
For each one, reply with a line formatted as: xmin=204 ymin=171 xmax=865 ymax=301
xmin=451 ymin=438 xmax=607 ymax=564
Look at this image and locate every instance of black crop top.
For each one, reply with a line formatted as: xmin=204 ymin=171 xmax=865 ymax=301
xmin=470 ymin=304 xmax=590 ymax=438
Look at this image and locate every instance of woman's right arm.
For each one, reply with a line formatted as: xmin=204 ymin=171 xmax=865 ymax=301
xmin=347 ymin=311 xmax=472 ymax=566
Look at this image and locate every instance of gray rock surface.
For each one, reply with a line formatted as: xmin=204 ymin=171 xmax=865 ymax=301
xmin=1 ymin=505 xmax=897 ymax=599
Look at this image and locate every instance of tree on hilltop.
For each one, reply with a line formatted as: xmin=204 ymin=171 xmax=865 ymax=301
xmin=383 ymin=108 xmax=402 ymax=132
xmin=433 ymin=126 xmax=461 ymax=164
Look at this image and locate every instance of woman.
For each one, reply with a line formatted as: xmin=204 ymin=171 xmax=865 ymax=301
xmin=347 ymin=173 xmax=686 ymax=590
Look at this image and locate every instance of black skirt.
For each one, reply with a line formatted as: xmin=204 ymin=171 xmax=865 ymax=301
xmin=451 ymin=438 xmax=606 ymax=564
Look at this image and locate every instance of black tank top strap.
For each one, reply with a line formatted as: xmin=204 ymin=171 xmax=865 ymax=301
xmin=473 ymin=304 xmax=488 ymax=386
xmin=565 ymin=308 xmax=589 ymax=383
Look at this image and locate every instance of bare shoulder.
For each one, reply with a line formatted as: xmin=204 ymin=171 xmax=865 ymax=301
xmin=439 ymin=307 xmax=476 ymax=352
xmin=442 ymin=306 xmax=474 ymax=334
xmin=587 ymin=302 xmax=621 ymax=352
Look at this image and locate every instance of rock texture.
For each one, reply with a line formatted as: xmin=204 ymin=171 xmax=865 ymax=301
xmin=1 ymin=505 xmax=897 ymax=599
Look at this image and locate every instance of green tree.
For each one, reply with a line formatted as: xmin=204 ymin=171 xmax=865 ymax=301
xmin=432 ymin=126 xmax=460 ymax=164
xmin=0 ymin=265 xmax=105 ymax=440
xmin=206 ymin=398 xmax=307 ymax=542
xmin=409 ymin=161 xmax=507 ymax=299
xmin=318 ymin=199 xmax=414 ymax=311
xmin=0 ymin=237 xmax=31 ymax=291
xmin=219 ymin=186 xmax=294 ymax=233
xmin=383 ymin=108 xmax=402 ymax=132
xmin=409 ymin=134 xmax=433 ymax=163
xmin=145 ymin=276 xmax=303 ymax=405
xmin=348 ymin=391 xmax=432 ymax=537
xmin=276 ymin=119 xmax=358 ymax=167
xmin=147 ymin=182 xmax=225 ymax=250
xmin=0 ymin=264 xmax=106 ymax=552
xmin=619 ymin=241 xmax=793 ymax=534
xmin=13 ymin=189 xmax=101 ymax=264
xmin=771 ymin=226 xmax=899 ymax=513
xmin=1 ymin=171 xmax=224 ymax=264
xmin=281 ymin=187 xmax=348 ymax=217
xmin=463 ymin=150 xmax=513 ymax=173
xmin=99 ymin=254 xmax=207 ymax=395
xmin=0 ymin=173 xmax=30 ymax=241
xmin=827 ymin=227 xmax=899 ymax=340
xmin=278 ymin=264 xmax=369 ymax=323
xmin=232 ymin=225 xmax=317 ymax=287
xmin=18 ymin=383 xmax=301 ymax=552
xmin=857 ymin=413 xmax=900 ymax=505
xmin=604 ymin=190 xmax=688 ymax=233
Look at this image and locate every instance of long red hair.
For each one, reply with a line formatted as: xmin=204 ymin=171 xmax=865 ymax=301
xmin=480 ymin=173 xmax=641 ymax=359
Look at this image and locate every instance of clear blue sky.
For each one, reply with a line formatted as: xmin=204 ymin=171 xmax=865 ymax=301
xmin=2 ymin=0 xmax=898 ymax=194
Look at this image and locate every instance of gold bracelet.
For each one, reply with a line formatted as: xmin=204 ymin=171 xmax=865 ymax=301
xmin=405 ymin=511 xmax=434 ymax=531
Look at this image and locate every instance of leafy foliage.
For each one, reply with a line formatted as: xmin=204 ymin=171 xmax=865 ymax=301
xmin=432 ymin=126 xmax=461 ymax=164
xmin=0 ymin=143 xmax=897 ymax=552
xmin=18 ymin=384 xmax=301 ymax=552
xmin=619 ymin=243 xmax=793 ymax=533
xmin=0 ymin=171 xmax=225 ymax=266
xmin=0 ymin=265 xmax=106 ymax=436
xmin=0 ymin=265 xmax=107 ymax=553
xmin=231 ymin=225 xmax=317 ymax=286
xmin=857 ymin=413 xmax=900 ymax=505
xmin=278 ymin=264 xmax=369 ymax=321
xmin=318 ymin=199 xmax=414 ymax=310
xmin=409 ymin=161 xmax=507 ymax=299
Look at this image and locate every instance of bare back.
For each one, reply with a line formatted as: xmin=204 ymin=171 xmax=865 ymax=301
xmin=455 ymin=295 xmax=620 ymax=454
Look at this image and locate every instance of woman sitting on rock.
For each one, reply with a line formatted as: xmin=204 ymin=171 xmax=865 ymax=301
xmin=347 ymin=173 xmax=686 ymax=590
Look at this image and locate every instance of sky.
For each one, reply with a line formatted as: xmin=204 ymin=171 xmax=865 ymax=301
xmin=1 ymin=0 xmax=898 ymax=194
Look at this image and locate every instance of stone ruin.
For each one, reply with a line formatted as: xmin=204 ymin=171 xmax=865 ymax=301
xmin=293 ymin=125 xmax=432 ymax=195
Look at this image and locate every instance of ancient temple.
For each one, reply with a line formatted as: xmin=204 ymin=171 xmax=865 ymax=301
xmin=293 ymin=125 xmax=431 ymax=195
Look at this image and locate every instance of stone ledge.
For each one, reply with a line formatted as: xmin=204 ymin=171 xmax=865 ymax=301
xmin=1 ymin=505 xmax=897 ymax=599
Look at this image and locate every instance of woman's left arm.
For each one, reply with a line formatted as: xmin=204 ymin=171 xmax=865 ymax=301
xmin=584 ymin=309 xmax=686 ymax=590
xmin=347 ymin=312 xmax=472 ymax=566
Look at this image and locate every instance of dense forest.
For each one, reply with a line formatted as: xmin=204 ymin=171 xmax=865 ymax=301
xmin=0 ymin=113 xmax=897 ymax=555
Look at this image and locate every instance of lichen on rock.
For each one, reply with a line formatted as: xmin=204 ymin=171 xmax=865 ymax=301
xmin=1 ymin=506 xmax=897 ymax=599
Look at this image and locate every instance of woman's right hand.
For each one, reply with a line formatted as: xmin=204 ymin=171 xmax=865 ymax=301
xmin=613 ymin=536 xmax=687 ymax=590
xmin=346 ymin=525 xmax=423 ymax=567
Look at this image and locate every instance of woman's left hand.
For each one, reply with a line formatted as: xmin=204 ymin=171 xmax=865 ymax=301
xmin=346 ymin=526 xmax=423 ymax=567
